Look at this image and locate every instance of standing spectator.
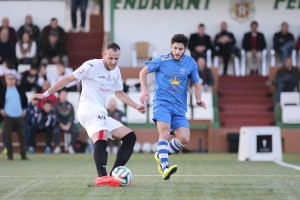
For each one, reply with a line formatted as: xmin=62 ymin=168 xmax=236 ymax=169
xmin=188 ymin=23 xmax=212 ymax=61
xmin=40 ymin=30 xmax=68 ymax=66
xmin=273 ymin=22 xmax=294 ymax=66
xmin=0 ymin=28 xmax=16 ymax=65
xmin=107 ymin=98 xmax=127 ymax=154
xmin=20 ymin=63 xmax=39 ymax=92
xmin=17 ymin=15 xmax=40 ymax=46
xmin=197 ymin=57 xmax=214 ymax=92
xmin=29 ymin=101 xmax=56 ymax=154
xmin=53 ymin=89 xmax=79 ymax=154
xmin=16 ymin=31 xmax=37 ymax=65
xmin=214 ymin=21 xmax=237 ymax=75
xmin=0 ymin=73 xmax=28 ymax=160
xmin=242 ymin=21 xmax=266 ymax=75
xmin=25 ymin=99 xmax=39 ymax=151
xmin=40 ymin=18 xmax=66 ymax=50
xmin=71 ymin=0 xmax=88 ymax=32
xmin=0 ymin=17 xmax=17 ymax=44
xmin=272 ymin=57 xmax=300 ymax=105
xmin=37 ymin=80 xmax=58 ymax=109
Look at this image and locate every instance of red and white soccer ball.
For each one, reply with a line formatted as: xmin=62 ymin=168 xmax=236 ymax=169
xmin=111 ymin=166 xmax=132 ymax=187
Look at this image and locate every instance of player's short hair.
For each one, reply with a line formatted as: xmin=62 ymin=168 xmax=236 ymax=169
xmin=171 ymin=34 xmax=189 ymax=48
xmin=106 ymin=42 xmax=121 ymax=52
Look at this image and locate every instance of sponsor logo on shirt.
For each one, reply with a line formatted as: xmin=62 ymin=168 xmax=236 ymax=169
xmin=99 ymin=76 xmax=106 ymax=79
xmin=161 ymin=55 xmax=172 ymax=61
xmin=170 ymin=77 xmax=180 ymax=85
xmin=99 ymin=88 xmax=110 ymax=92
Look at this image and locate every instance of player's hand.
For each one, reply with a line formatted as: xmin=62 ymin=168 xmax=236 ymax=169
xmin=139 ymin=90 xmax=149 ymax=104
xmin=196 ymin=100 xmax=206 ymax=110
xmin=32 ymin=93 xmax=45 ymax=101
xmin=137 ymin=104 xmax=147 ymax=114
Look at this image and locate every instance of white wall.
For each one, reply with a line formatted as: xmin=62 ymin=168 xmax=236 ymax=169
xmin=114 ymin=0 xmax=300 ymax=66
xmin=0 ymin=1 xmax=66 ymax=31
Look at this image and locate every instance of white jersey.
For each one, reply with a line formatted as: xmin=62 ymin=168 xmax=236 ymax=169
xmin=73 ymin=59 xmax=123 ymax=116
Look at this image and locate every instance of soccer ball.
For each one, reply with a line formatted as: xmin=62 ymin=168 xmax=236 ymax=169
xmin=111 ymin=166 xmax=132 ymax=187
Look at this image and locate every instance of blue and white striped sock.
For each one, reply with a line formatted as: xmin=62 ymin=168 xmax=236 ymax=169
xmin=157 ymin=139 xmax=169 ymax=171
xmin=168 ymin=138 xmax=184 ymax=155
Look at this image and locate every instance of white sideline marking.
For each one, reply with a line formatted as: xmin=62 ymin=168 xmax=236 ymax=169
xmin=0 ymin=175 xmax=299 ymax=178
xmin=275 ymin=161 xmax=300 ymax=171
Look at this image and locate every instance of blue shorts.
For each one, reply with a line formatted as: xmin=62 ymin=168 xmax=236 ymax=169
xmin=152 ymin=106 xmax=189 ymax=132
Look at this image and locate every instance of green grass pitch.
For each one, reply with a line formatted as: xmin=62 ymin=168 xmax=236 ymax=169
xmin=0 ymin=153 xmax=299 ymax=200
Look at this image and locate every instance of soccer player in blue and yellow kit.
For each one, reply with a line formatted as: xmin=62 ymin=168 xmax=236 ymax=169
xmin=139 ymin=34 xmax=206 ymax=180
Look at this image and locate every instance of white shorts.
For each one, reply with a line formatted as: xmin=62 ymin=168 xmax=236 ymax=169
xmin=77 ymin=111 xmax=124 ymax=139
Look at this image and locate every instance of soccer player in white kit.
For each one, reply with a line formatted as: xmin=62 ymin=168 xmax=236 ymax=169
xmin=32 ymin=43 xmax=146 ymax=187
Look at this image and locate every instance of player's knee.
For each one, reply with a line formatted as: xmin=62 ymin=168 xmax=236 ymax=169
xmin=178 ymin=137 xmax=189 ymax=146
xmin=122 ymin=131 xmax=136 ymax=145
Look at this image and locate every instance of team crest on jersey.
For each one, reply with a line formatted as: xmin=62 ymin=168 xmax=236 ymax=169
xmin=170 ymin=77 xmax=180 ymax=85
xmin=229 ymin=0 xmax=255 ymax=22
xmin=161 ymin=55 xmax=172 ymax=61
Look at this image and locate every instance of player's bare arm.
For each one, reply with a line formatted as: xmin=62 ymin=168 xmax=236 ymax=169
xmin=139 ymin=67 xmax=150 ymax=104
xmin=115 ymin=90 xmax=146 ymax=114
xmin=32 ymin=74 xmax=77 ymax=101
xmin=194 ymin=82 xmax=206 ymax=109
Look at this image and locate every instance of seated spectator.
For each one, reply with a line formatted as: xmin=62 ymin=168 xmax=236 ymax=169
xmin=296 ymin=35 xmax=300 ymax=52
xmin=0 ymin=72 xmax=28 ymax=160
xmin=20 ymin=63 xmax=39 ymax=92
xmin=273 ymin=22 xmax=295 ymax=66
xmin=214 ymin=21 xmax=237 ymax=75
xmin=16 ymin=31 xmax=37 ymax=64
xmin=37 ymin=80 xmax=58 ymax=109
xmin=40 ymin=18 xmax=66 ymax=51
xmin=40 ymin=30 xmax=68 ymax=66
xmin=271 ymin=57 xmax=300 ymax=105
xmin=242 ymin=21 xmax=266 ymax=75
xmin=107 ymin=98 xmax=127 ymax=154
xmin=53 ymin=89 xmax=79 ymax=154
xmin=17 ymin=15 xmax=40 ymax=46
xmin=48 ymin=61 xmax=77 ymax=91
xmin=25 ymin=99 xmax=39 ymax=150
xmin=36 ymin=63 xmax=47 ymax=92
xmin=188 ymin=23 xmax=212 ymax=61
xmin=29 ymin=100 xmax=55 ymax=154
xmin=0 ymin=17 xmax=17 ymax=44
xmin=0 ymin=28 xmax=16 ymax=65
xmin=197 ymin=57 xmax=214 ymax=92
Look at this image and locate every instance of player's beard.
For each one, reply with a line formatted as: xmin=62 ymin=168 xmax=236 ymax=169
xmin=171 ymin=51 xmax=185 ymax=61
xmin=104 ymin=62 xmax=116 ymax=71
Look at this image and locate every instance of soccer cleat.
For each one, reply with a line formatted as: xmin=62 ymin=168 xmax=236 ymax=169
xmin=154 ymin=152 xmax=163 ymax=175
xmin=94 ymin=176 xmax=121 ymax=187
xmin=162 ymin=165 xmax=177 ymax=180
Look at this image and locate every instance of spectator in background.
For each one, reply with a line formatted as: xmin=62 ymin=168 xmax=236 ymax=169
xmin=40 ymin=18 xmax=66 ymax=51
xmin=0 ymin=73 xmax=28 ymax=160
xmin=273 ymin=22 xmax=294 ymax=66
xmin=188 ymin=23 xmax=212 ymax=61
xmin=20 ymin=63 xmax=38 ymax=92
xmin=36 ymin=63 xmax=47 ymax=92
xmin=71 ymin=0 xmax=88 ymax=32
xmin=197 ymin=57 xmax=214 ymax=92
xmin=0 ymin=28 xmax=16 ymax=65
xmin=107 ymin=98 xmax=127 ymax=154
xmin=16 ymin=31 xmax=37 ymax=65
xmin=0 ymin=17 xmax=17 ymax=44
xmin=214 ymin=21 xmax=237 ymax=76
xmin=242 ymin=21 xmax=266 ymax=75
xmin=37 ymin=80 xmax=58 ymax=109
xmin=17 ymin=15 xmax=40 ymax=46
xmin=25 ymin=98 xmax=38 ymax=151
xmin=295 ymin=35 xmax=300 ymax=52
xmin=29 ymin=100 xmax=56 ymax=154
xmin=53 ymin=89 xmax=79 ymax=154
xmin=272 ymin=57 xmax=300 ymax=105
xmin=40 ymin=30 xmax=68 ymax=66
xmin=47 ymin=61 xmax=77 ymax=91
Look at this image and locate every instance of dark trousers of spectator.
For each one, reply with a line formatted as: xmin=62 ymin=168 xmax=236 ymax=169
xmin=274 ymin=76 xmax=296 ymax=103
xmin=53 ymin=124 xmax=79 ymax=147
xmin=30 ymin=127 xmax=53 ymax=148
xmin=217 ymin=45 xmax=234 ymax=75
xmin=71 ymin=0 xmax=88 ymax=29
xmin=3 ymin=117 xmax=26 ymax=159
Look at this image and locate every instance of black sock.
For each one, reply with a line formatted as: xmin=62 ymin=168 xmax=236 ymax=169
xmin=94 ymin=140 xmax=108 ymax=177
xmin=110 ymin=132 xmax=136 ymax=175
